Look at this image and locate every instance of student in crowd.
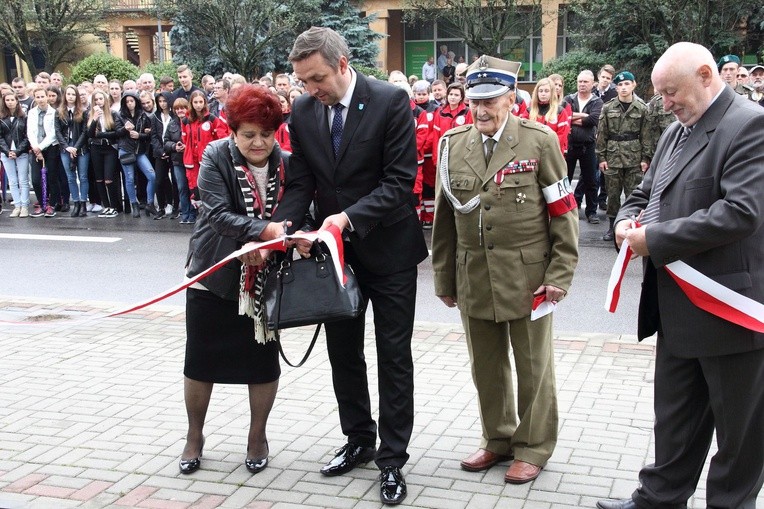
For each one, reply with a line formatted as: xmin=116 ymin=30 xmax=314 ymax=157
xmin=181 ymin=90 xmax=229 ymax=222
xmin=274 ymin=90 xmax=291 ymax=152
xmin=115 ymin=90 xmax=157 ymax=218
xmin=27 ymin=86 xmax=61 ymax=217
xmin=108 ymin=80 xmax=123 ymax=112
xmin=529 ymin=77 xmax=571 ymax=155
xmin=151 ymin=91 xmax=178 ymax=219
xmin=0 ymin=91 xmax=31 ymax=217
xmin=87 ymin=90 xmax=121 ymax=218
xmin=165 ymin=98 xmax=193 ymax=223
xmin=56 ymin=84 xmax=90 ymax=217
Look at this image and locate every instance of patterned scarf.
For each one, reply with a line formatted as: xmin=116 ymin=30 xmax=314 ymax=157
xmin=235 ymin=158 xmax=284 ymax=344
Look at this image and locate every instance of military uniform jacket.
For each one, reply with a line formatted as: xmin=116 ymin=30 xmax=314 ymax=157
xmin=432 ymin=115 xmax=579 ymax=322
xmin=645 ymin=94 xmax=675 ymax=155
xmin=596 ymin=98 xmax=651 ymax=167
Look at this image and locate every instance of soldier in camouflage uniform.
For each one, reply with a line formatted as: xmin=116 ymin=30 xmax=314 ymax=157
xmin=645 ymin=93 xmax=675 ymax=156
xmin=595 ymin=71 xmax=651 ymax=241
xmin=717 ymin=54 xmax=752 ymax=96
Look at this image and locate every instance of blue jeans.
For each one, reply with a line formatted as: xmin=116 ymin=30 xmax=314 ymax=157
xmin=172 ymin=164 xmax=193 ymax=220
xmin=1 ymin=152 xmax=31 ymax=207
xmin=60 ymin=150 xmax=90 ymax=202
xmin=119 ymin=151 xmax=156 ymax=204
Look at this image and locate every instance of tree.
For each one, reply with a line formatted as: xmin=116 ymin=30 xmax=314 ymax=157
xmin=70 ymin=53 xmax=139 ymax=85
xmin=567 ymin=0 xmax=761 ymax=72
xmin=315 ymin=0 xmax=382 ymax=67
xmin=0 ymin=0 xmax=107 ymax=76
xmin=168 ymin=0 xmax=320 ymax=79
xmin=402 ymin=0 xmax=547 ymax=59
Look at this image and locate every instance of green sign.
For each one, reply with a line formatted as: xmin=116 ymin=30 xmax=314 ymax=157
xmin=405 ymin=41 xmax=434 ymax=79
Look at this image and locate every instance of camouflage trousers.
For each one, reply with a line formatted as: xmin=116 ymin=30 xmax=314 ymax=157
xmin=602 ymin=166 xmax=643 ymax=218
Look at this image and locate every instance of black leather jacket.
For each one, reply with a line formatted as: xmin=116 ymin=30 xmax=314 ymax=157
xmin=563 ymin=93 xmax=604 ymax=146
xmin=161 ymin=116 xmax=184 ymax=166
xmin=185 ymin=138 xmax=291 ymax=301
xmin=0 ymin=115 xmax=30 ymax=155
xmin=55 ymin=109 xmax=90 ymax=154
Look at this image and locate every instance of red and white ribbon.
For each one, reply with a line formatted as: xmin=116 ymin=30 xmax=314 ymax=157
xmin=531 ymin=294 xmax=556 ymax=321
xmin=1 ymin=226 xmax=346 ymax=326
xmin=605 ymin=239 xmax=764 ymax=333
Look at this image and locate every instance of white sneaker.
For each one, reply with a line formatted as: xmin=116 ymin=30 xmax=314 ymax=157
xmin=165 ymin=204 xmax=173 ymax=214
xmin=19 ymin=206 xmax=29 ymax=218
xmin=10 ymin=207 xmax=21 ymax=218
xmin=91 ymin=203 xmax=104 ymax=213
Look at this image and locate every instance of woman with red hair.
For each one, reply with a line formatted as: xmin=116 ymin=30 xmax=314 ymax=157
xmin=180 ymin=84 xmax=293 ymax=477
xmin=181 ymin=90 xmax=229 ymax=212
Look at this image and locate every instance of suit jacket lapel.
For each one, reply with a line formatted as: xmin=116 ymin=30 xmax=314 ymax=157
xmin=314 ymin=100 xmax=334 ymax=163
xmin=336 ymin=71 xmax=371 ymax=165
xmin=664 ymin=87 xmax=734 ymax=189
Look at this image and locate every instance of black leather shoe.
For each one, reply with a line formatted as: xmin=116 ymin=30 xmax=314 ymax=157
xmin=379 ymin=466 xmax=407 ymax=505
xmin=320 ymin=443 xmax=376 ymax=476
xmin=596 ymin=499 xmax=637 ymax=509
xmin=178 ymin=437 xmax=204 ymax=474
xmin=245 ymin=441 xmax=269 ymax=474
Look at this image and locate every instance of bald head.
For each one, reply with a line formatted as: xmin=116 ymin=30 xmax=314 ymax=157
xmin=651 ymin=42 xmax=724 ymax=126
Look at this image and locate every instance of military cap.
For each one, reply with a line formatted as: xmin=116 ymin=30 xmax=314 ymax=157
xmin=717 ymin=54 xmax=740 ymax=70
xmin=464 ymin=55 xmax=521 ymax=100
xmin=612 ymin=71 xmax=635 ymax=84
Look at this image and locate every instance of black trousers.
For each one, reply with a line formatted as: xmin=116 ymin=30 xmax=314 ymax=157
xmin=324 ymin=247 xmax=417 ymax=469
xmin=566 ymin=142 xmax=599 ymax=217
xmin=634 ymin=338 xmax=764 ymax=509
xmin=30 ymin=145 xmax=61 ymax=208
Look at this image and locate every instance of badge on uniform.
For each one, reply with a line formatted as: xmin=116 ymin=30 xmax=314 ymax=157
xmin=494 ymin=159 xmax=538 ymax=185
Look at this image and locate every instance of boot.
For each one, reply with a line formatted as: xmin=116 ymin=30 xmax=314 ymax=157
xmin=602 ymin=217 xmax=615 ymax=241
xmin=71 ymin=201 xmax=81 ymax=217
xmin=131 ymin=202 xmax=141 ymax=218
xmin=145 ymin=203 xmax=158 ymax=217
xmin=79 ymin=202 xmax=88 ymax=217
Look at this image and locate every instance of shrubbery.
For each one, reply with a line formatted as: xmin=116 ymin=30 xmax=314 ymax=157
xmin=70 ymin=53 xmax=139 ymax=85
xmin=540 ymin=50 xmax=607 ymax=96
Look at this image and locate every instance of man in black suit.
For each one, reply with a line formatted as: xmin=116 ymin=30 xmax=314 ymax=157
xmin=597 ymin=42 xmax=764 ymax=509
xmin=273 ymin=26 xmax=428 ymax=505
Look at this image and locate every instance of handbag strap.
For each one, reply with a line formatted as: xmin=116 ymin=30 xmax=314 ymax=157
xmin=275 ymin=323 xmax=322 ymax=368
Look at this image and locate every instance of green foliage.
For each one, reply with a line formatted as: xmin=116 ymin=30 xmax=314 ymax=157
xmin=317 ymin=0 xmax=382 ymax=68
xmin=70 ymin=53 xmax=140 ymax=85
xmin=539 ymin=50 xmax=606 ymax=95
xmin=354 ymin=64 xmax=388 ymax=81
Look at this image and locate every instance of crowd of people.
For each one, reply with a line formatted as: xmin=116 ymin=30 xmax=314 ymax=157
xmin=0 ymin=67 xmax=302 ymax=221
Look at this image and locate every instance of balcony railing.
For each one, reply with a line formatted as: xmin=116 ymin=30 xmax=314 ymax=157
xmin=107 ymin=0 xmax=157 ymax=11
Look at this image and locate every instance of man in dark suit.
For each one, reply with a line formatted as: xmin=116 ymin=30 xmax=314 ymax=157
xmin=272 ymin=26 xmax=428 ymax=505
xmin=597 ymin=42 xmax=764 ymax=509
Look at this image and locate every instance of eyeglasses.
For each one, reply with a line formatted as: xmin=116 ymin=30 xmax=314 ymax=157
xmin=737 ymin=74 xmax=748 ymax=77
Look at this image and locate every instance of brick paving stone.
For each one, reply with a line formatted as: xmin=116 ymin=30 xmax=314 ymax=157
xmin=2 ymin=298 xmax=764 ymax=508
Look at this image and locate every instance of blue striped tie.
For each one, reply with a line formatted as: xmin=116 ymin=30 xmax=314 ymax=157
xmin=331 ymin=103 xmax=344 ymax=158
xmin=641 ymin=126 xmax=692 ymax=224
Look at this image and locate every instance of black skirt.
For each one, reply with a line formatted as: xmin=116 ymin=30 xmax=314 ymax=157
xmin=184 ymin=288 xmax=280 ymax=384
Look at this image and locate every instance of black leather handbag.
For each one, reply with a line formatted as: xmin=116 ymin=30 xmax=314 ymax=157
xmin=263 ymin=243 xmax=363 ymax=366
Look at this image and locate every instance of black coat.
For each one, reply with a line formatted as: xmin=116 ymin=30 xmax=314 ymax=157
xmin=55 ymin=109 xmax=90 ymax=154
xmin=0 ymin=115 xmax=30 ymax=155
xmin=162 ymin=117 xmax=185 ymax=166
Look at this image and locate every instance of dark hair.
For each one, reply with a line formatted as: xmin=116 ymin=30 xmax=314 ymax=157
xmin=58 ymin=85 xmax=86 ymax=123
xmin=0 ymin=91 xmax=25 ymax=118
xmin=289 ymin=26 xmax=349 ymax=69
xmin=187 ymin=90 xmax=209 ymax=122
xmin=446 ymin=82 xmax=465 ymax=103
xmin=45 ymin=85 xmax=62 ymax=107
xmin=225 ymin=84 xmax=282 ymax=133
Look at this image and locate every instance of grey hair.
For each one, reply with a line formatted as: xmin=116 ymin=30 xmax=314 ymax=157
xmin=289 ymin=27 xmax=350 ymax=69
xmin=412 ymin=80 xmax=431 ymax=94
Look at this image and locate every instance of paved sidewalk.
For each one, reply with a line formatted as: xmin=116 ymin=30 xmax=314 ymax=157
xmin=1 ymin=297 xmax=760 ymax=509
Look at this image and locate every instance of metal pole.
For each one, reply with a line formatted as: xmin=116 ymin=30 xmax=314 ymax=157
xmin=156 ymin=0 xmax=164 ymax=62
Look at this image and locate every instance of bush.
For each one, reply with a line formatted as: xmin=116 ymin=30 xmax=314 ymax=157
xmin=70 ymin=53 xmax=140 ymax=85
xmin=354 ymin=63 xmax=387 ymax=81
xmin=539 ymin=50 xmax=608 ymax=96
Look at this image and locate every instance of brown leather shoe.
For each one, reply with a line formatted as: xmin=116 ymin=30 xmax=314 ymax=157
xmin=460 ymin=449 xmax=511 ymax=472
xmin=504 ymin=460 xmax=542 ymax=484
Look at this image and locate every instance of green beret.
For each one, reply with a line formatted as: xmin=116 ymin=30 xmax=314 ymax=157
xmin=613 ymin=71 xmax=635 ymax=84
xmin=717 ymin=54 xmax=740 ymax=70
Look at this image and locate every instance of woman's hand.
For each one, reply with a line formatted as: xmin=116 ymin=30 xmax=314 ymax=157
xmin=66 ymin=147 xmax=78 ymax=157
xmin=260 ymin=220 xmax=291 ymax=241
xmin=238 ymin=244 xmax=266 ymax=266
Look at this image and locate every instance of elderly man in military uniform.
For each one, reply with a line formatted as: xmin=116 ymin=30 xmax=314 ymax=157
xmin=596 ymin=71 xmax=651 ymax=241
xmin=432 ymin=56 xmax=579 ymax=485
xmin=718 ymin=54 xmax=752 ymax=96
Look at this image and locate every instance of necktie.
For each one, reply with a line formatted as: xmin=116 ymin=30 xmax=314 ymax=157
xmin=484 ymin=138 xmax=496 ymax=167
xmin=641 ymin=126 xmax=692 ymax=225
xmin=68 ymin=110 xmax=74 ymax=142
xmin=331 ymin=103 xmax=345 ymax=157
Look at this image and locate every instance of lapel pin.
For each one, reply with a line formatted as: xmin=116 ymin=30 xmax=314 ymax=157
xmin=358 ymin=104 xmax=364 ymax=110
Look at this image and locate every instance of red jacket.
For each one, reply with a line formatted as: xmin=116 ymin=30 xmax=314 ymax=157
xmin=531 ymin=105 xmax=571 ymax=154
xmin=181 ymin=113 xmax=229 ymax=189
xmin=275 ymin=123 xmax=291 ymax=153
xmin=430 ymin=103 xmax=473 ymax=164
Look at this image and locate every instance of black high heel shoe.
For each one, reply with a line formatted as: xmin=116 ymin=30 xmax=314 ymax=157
xmin=245 ymin=441 xmax=269 ymax=474
xmin=179 ymin=436 xmax=205 ymax=474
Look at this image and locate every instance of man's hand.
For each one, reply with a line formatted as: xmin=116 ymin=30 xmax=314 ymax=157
xmin=624 ymin=226 xmax=649 ymax=257
xmin=439 ymin=296 xmax=457 ymax=308
xmin=320 ymin=212 xmax=350 ymax=232
xmin=599 ymin=161 xmax=608 ymax=171
xmin=533 ymin=284 xmax=566 ymax=304
xmin=260 ymin=220 xmax=291 ymax=241
xmin=640 ymin=161 xmax=649 ymax=173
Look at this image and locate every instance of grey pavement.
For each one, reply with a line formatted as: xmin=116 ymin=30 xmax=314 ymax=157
xmin=2 ymin=297 xmax=759 ymax=509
